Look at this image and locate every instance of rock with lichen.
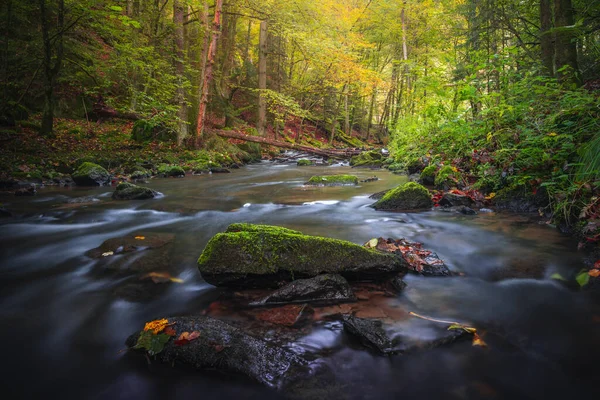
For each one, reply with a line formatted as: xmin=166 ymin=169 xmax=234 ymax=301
xmin=72 ymin=162 xmax=111 ymax=186
xmin=112 ymin=182 xmax=158 ymax=200
xmin=371 ymin=182 xmax=432 ymax=211
xmin=197 ymin=223 xmax=405 ymax=288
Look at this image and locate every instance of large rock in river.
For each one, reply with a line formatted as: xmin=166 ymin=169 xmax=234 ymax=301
xmin=126 ymin=315 xmax=307 ymax=387
xmin=197 ymin=223 xmax=406 ymax=287
xmin=112 ymin=182 xmax=157 ymax=200
xmin=372 ymin=182 xmax=432 ymax=211
xmin=72 ymin=162 xmax=111 ymax=186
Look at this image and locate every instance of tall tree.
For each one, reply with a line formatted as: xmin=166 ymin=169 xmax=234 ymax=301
xmin=554 ymin=0 xmax=582 ymax=86
xmin=540 ymin=0 xmax=554 ymax=75
xmin=196 ymin=0 xmax=223 ymax=148
xmin=39 ymin=0 xmax=64 ymax=136
xmin=173 ymin=0 xmax=188 ymax=145
xmin=257 ymin=20 xmax=268 ymax=136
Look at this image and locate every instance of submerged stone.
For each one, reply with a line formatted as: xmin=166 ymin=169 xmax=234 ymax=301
xmin=306 ymin=175 xmax=359 ymax=186
xmin=342 ymin=315 xmax=394 ymax=354
xmin=126 ymin=315 xmax=307 ymax=388
xmin=197 ymin=223 xmax=405 ymax=288
xmin=372 ymin=182 xmax=432 ymax=211
xmin=112 ymin=182 xmax=157 ymax=200
xmin=72 ymin=162 xmax=111 ymax=186
xmin=250 ymin=274 xmax=356 ymax=305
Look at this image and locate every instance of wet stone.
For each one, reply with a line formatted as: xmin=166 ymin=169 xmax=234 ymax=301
xmin=342 ymin=315 xmax=394 ymax=355
xmin=126 ymin=315 xmax=308 ymax=388
xmin=460 ymin=206 xmax=478 ymax=215
xmin=439 ymin=193 xmax=474 ymax=207
xmin=250 ymin=274 xmax=356 ymax=306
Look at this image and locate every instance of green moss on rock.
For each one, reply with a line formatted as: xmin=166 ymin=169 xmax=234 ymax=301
xmin=197 ymin=223 xmax=404 ymax=287
xmin=72 ymin=162 xmax=111 ymax=186
xmin=372 ymin=182 xmax=433 ymax=211
xmin=419 ymin=165 xmax=437 ymax=185
xmin=158 ymin=164 xmax=185 ymax=177
xmin=434 ymin=165 xmax=461 ymax=189
xmin=225 ymin=223 xmax=302 ymax=235
xmin=306 ymin=175 xmax=358 ymax=186
xmin=130 ymin=170 xmax=151 ymax=180
xmin=350 ymin=150 xmax=384 ymax=168
xmin=297 ymin=159 xmax=314 ymax=166
xmin=112 ymin=182 xmax=157 ymax=200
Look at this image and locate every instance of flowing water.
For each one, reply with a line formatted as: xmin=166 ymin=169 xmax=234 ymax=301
xmin=2 ymin=158 xmax=599 ymax=399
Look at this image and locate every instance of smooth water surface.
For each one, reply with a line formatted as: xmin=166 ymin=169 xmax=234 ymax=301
xmin=1 ymin=159 xmax=599 ymax=399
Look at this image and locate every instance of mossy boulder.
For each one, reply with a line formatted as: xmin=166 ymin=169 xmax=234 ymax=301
xmin=387 ymin=163 xmax=404 ymax=173
xmin=350 ymin=150 xmax=384 ymax=168
xmin=112 ymin=182 xmax=158 ymax=200
xmin=130 ymin=170 xmax=151 ymax=180
xmin=306 ymin=175 xmax=358 ymax=186
xmin=157 ymin=164 xmax=185 ymax=177
xmin=71 ymin=162 xmax=111 ymax=186
xmin=197 ymin=224 xmax=406 ymax=287
xmin=297 ymin=159 xmax=314 ymax=166
xmin=372 ymin=182 xmax=433 ymax=211
xmin=434 ymin=165 xmax=461 ymax=190
xmin=419 ymin=165 xmax=437 ymax=186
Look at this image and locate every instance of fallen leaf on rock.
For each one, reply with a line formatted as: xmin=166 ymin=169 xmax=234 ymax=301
xmin=163 ymin=327 xmax=177 ymax=336
xmin=134 ymin=330 xmax=171 ymax=355
xmin=472 ymin=332 xmax=488 ymax=347
xmin=367 ymin=237 xmax=447 ymax=274
xmin=143 ymin=318 xmax=170 ymax=334
xmin=174 ymin=330 xmax=201 ymax=346
xmin=102 ymin=251 xmax=114 ymax=257
xmin=135 ymin=236 xmax=145 ymax=240
xmin=589 ymin=269 xmax=600 ymax=278
xmin=140 ymin=272 xmax=184 ymax=284
xmin=411 ymin=312 xmax=487 ymax=348
xmin=576 ymin=270 xmax=591 ymax=287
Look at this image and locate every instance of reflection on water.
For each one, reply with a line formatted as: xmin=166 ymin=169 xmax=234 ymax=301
xmin=1 ymin=159 xmax=599 ymax=399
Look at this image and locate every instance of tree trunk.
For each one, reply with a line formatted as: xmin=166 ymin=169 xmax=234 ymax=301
xmin=554 ymin=0 xmax=581 ymax=86
xmin=366 ymin=88 xmax=376 ymax=141
xmin=329 ymin=89 xmax=343 ymax=144
xmin=257 ymin=20 xmax=268 ymax=136
xmin=540 ymin=0 xmax=554 ymax=76
xmin=39 ymin=0 xmax=64 ymax=136
xmin=196 ymin=0 xmax=223 ymax=148
xmin=344 ymin=84 xmax=350 ymax=136
xmin=173 ymin=0 xmax=188 ymax=146
xmin=214 ymin=130 xmax=363 ymax=158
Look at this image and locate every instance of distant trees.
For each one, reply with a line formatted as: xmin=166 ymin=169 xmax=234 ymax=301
xmin=1 ymin=0 xmax=597 ymax=145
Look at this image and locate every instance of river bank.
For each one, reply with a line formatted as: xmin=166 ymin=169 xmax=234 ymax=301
xmin=1 ymin=161 xmax=600 ymax=399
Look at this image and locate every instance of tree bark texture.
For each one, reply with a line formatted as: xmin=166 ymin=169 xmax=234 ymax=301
xmin=196 ymin=0 xmax=223 ymax=148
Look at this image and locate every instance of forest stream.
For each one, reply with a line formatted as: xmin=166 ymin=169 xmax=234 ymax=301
xmin=2 ymin=157 xmax=600 ymax=400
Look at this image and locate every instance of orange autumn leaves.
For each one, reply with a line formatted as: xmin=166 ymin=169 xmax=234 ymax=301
xmin=143 ymin=318 xmax=171 ymax=334
xmin=589 ymin=260 xmax=600 ymax=278
xmin=135 ymin=318 xmax=201 ymax=355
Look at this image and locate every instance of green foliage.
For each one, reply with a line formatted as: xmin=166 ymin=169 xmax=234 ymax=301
xmin=134 ymin=330 xmax=171 ymax=356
